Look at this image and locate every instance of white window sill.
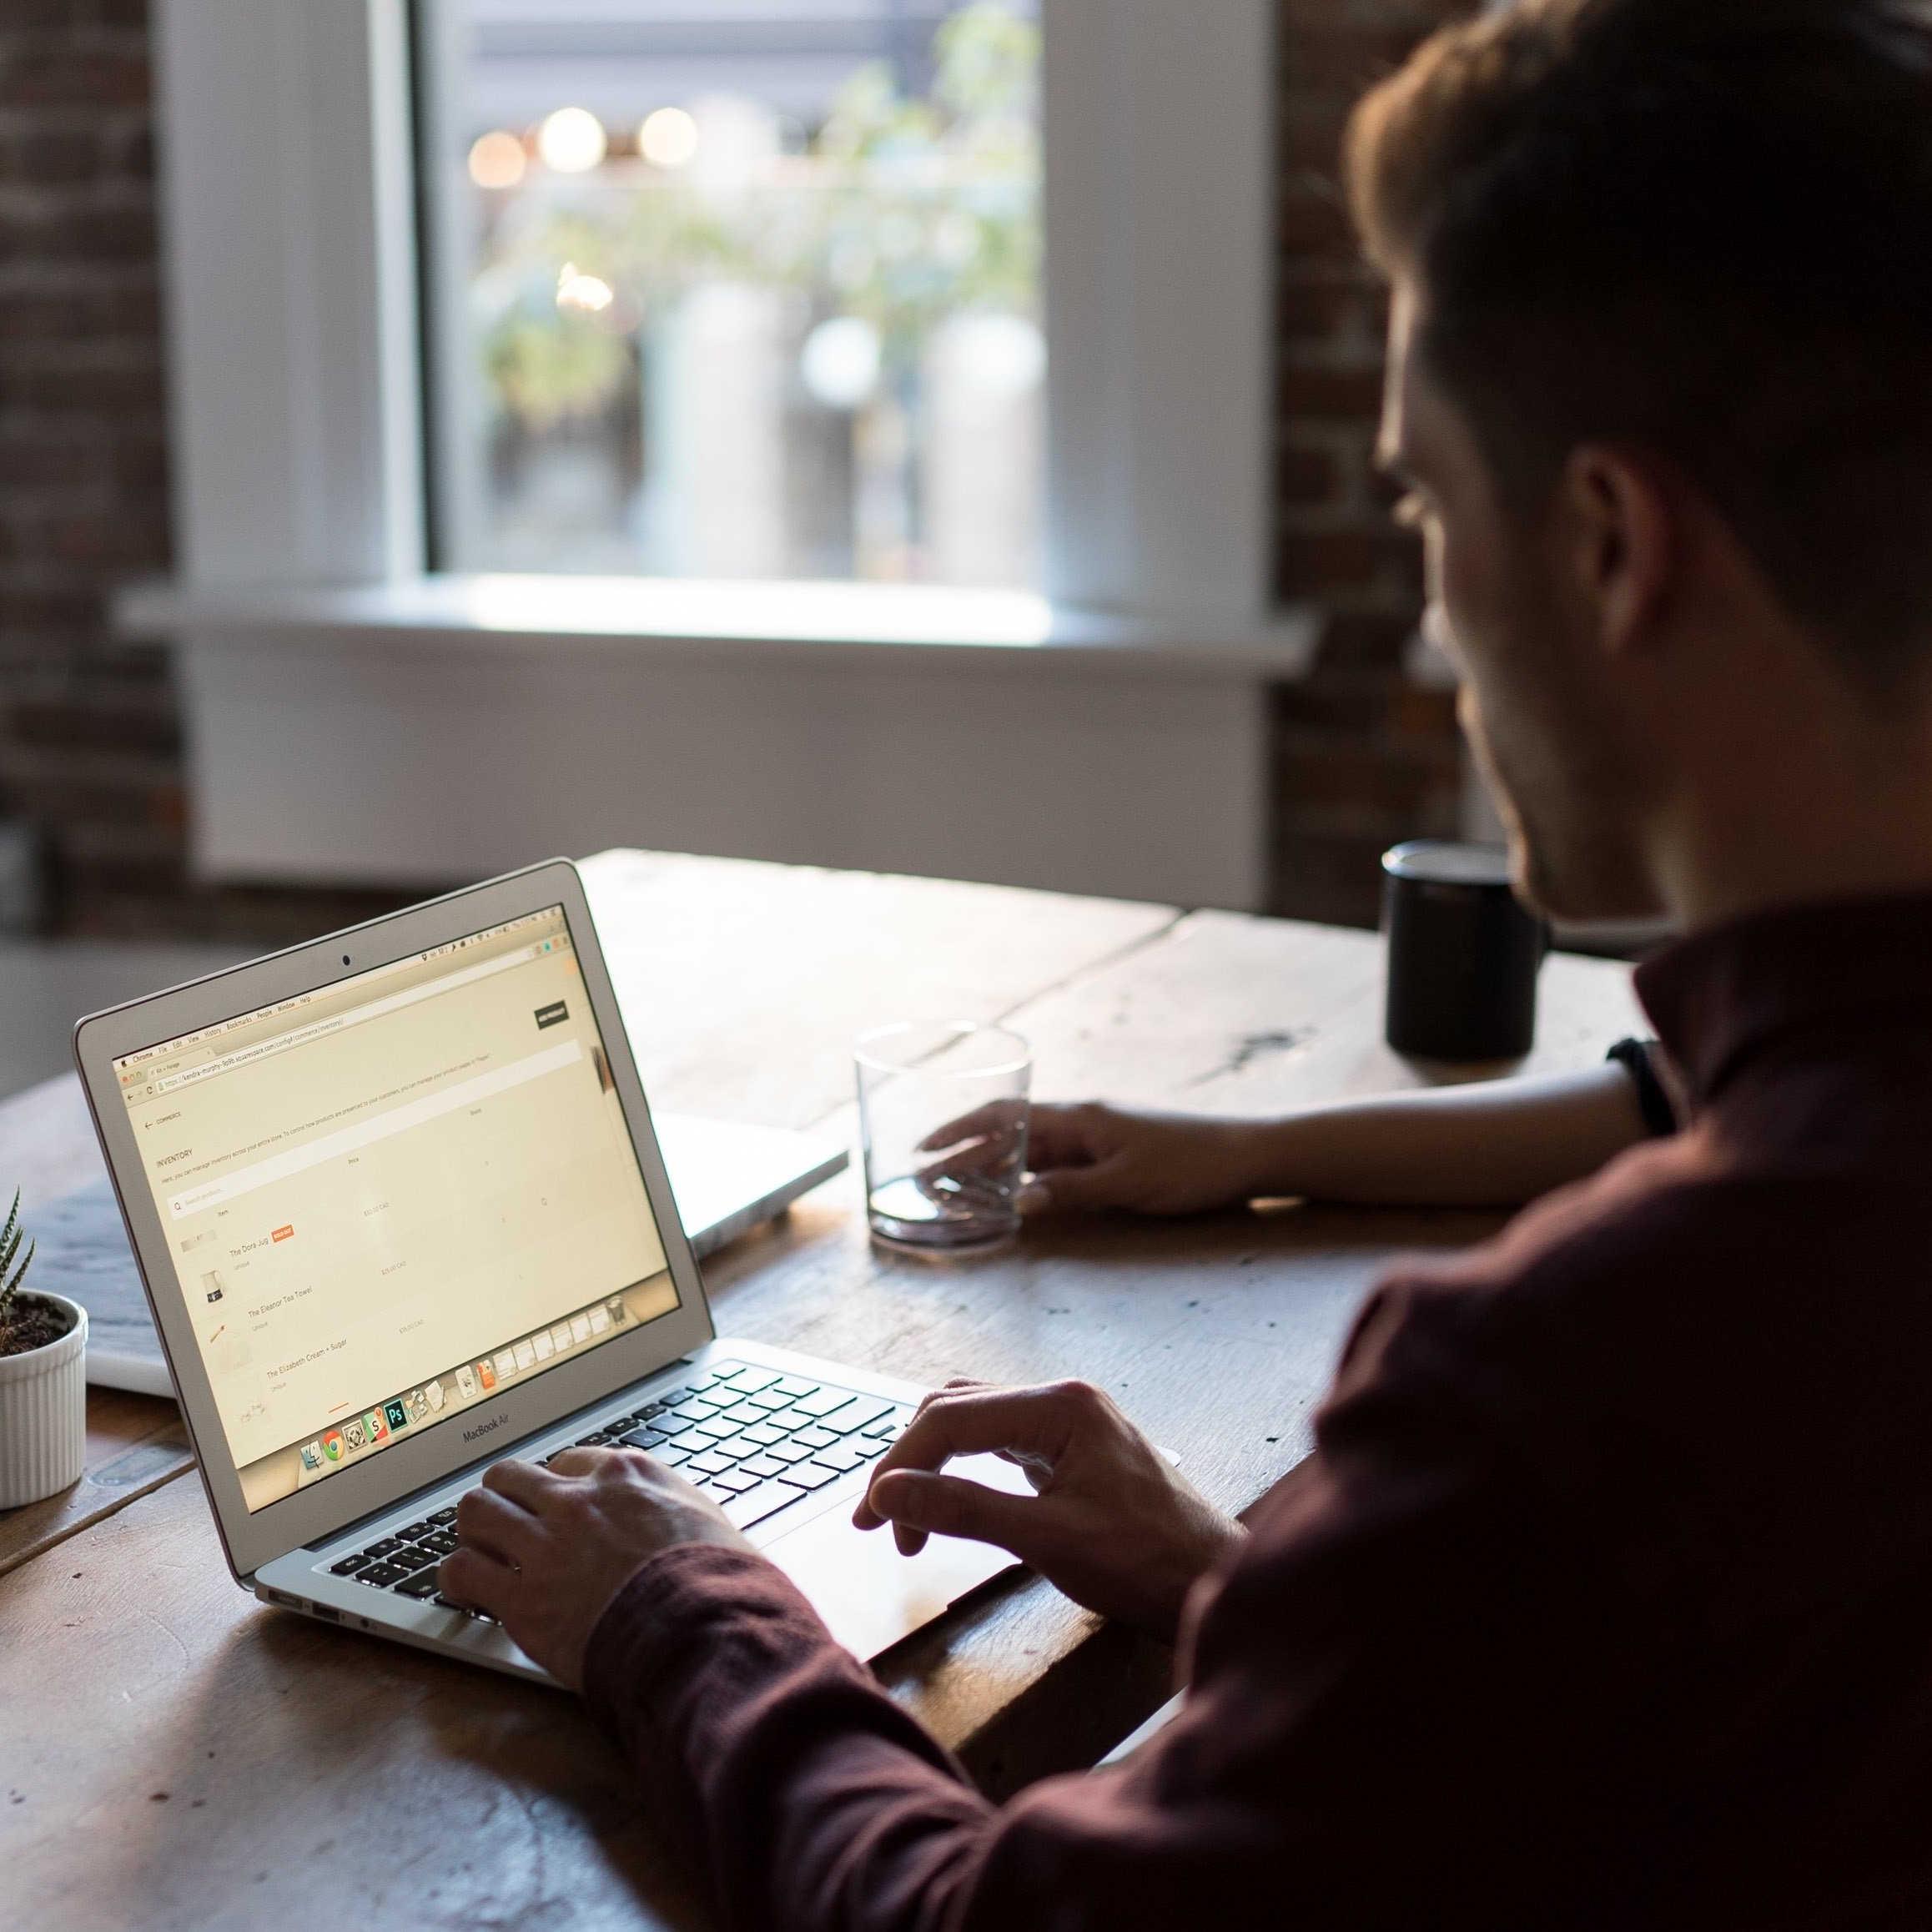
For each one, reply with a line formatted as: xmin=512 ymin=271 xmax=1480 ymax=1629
xmin=113 ymin=574 xmax=1319 ymax=682
xmin=126 ymin=571 xmax=1308 ymax=908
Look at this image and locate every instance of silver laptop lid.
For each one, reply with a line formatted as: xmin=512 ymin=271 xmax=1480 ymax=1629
xmin=73 ymin=859 xmax=714 ymax=1581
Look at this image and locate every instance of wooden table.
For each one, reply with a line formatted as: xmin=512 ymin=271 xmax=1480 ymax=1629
xmin=0 ymin=850 xmax=1643 ymax=1929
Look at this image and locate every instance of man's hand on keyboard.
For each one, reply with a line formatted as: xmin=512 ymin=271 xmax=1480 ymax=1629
xmin=440 ymin=1448 xmax=752 ymax=1688
xmin=853 ymin=1377 xmax=1243 ymax=1642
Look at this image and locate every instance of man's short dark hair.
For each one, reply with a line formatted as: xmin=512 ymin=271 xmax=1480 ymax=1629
xmin=1346 ymin=0 xmax=1932 ymax=697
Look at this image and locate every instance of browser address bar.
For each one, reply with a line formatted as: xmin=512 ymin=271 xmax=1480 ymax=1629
xmin=149 ymin=942 xmax=556 ymax=1097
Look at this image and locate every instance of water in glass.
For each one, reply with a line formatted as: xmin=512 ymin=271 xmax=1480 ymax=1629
xmin=855 ymin=1024 xmax=1030 ymax=1255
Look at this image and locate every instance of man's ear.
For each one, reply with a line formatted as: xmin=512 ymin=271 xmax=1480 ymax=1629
xmin=1559 ymin=445 xmax=1675 ymax=662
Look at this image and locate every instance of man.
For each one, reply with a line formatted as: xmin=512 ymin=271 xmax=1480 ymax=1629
xmin=442 ymin=3 xmax=1932 ymax=1924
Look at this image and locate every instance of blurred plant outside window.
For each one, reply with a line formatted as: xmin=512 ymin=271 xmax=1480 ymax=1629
xmin=423 ymin=1 xmax=1044 ymax=589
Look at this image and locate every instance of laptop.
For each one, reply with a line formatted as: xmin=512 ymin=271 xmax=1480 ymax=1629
xmin=73 ymin=858 xmax=1028 ymax=1678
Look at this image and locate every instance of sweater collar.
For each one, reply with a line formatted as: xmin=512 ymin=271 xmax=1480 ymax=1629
xmin=1635 ymin=891 xmax=1932 ymax=1107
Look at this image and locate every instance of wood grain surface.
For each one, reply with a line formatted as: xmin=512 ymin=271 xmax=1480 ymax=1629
xmin=577 ymin=848 xmax=1180 ymax=1130
xmin=0 ymin=1386 xmax=189 ymax=1578
xmin=0 ymin=1472 xmax=711 ymax=1932
xmin=0 ymin=851 xmax=1647 ymax=1931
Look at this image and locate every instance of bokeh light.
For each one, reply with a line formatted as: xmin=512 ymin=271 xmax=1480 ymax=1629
xmin=948 ymin=313 xmax=1045 ymax=397
xmin=800 ymin=315 xmax=883 ymax=410
xmin=537 ymin=107 xmax=608 ymax=174
xmin=467 ymin=129 xmax=526 ymax=190
xmin=639 ymin=107 xmax=700 ymax=169
xmin=555 ymin=263 xmax=616 ymax=314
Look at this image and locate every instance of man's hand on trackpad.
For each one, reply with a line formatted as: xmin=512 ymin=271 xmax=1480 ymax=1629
xmin=853 ymin=1378 xmax=1244 ymax=1642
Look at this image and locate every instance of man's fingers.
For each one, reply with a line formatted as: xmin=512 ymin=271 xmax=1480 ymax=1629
xmin=916 ymin=1100 xmax=1027 ymax=1155
xmin=915 ymin=1099 xmax=1127 ymax=1216
xmin=867 ymin=1469 xmax=1034 ymax=1557
xmin=439 ymin=1544 xmax=517 ymax=1617
xmin=480 ymin=1457 xmax=557 ymax=1511
xmin=856 ymin=1384 xmax=994 ymax=1528
xmin=898 ymin=1376 xmax=988 ymax=1433
xmin=903 ymin=1383 xmax=989 ymax=1429
xmin=907 ymin=1376 xmax=984 ymax=1417
xmin=456 ymin=1485 xmax=544 ymax=1567
xmin=550 ymin=1445 xmax=694 ymax=1500
xmin=854 ymin=1383 xmax=1074 ymax=1528
xmin=923 ymin=1101 xmax=1094 ymax=1169
xmin=1000 ymin=1447 xmax=1055 ymax=1491
xmin=916 ymin=1376 xmax=987 ymax=1412
xmin=853 ymin=1376 xmax=989 ymax=1522
xmin=1018 ymin=1157 xmax=1129 ymax=1216
xmin=914 ymin=1102 xmax=1000 ymax=1153
xmin=914 ymin=1096 xmax=1028 ymax=1194
xmin=888 ymin=1384 xmax=1074 ymax=1462
xmin=914 ymin=1140 xmax=1017 ymax=1190
xmin=1018 ymin=1104 xmax=1109 ymax=1170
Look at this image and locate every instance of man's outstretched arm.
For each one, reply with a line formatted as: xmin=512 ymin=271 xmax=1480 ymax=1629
xmin=924 ymin=1060 xmax=1659 ymax=1224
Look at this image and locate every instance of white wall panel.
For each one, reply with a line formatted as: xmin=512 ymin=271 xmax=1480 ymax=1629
xmin=182 ymin=641 xmax=1267 ymax=909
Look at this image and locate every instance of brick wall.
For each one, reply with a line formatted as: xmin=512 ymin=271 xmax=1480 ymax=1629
xmin=0 ymin=0 xmax=1469 ymax=941
xmin=1267 ymin=0 xmax=1474 ymax=928
xmin=0 ymin=0 xmax=407 ymax=941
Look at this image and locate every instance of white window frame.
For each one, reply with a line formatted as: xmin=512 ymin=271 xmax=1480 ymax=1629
xmin=150 ymin=0 xmax=425 ymax=587
xmin=136 ymin=0 xmax=1310 ymax=909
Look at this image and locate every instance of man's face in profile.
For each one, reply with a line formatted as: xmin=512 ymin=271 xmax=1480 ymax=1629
xmin=1378 ymin=284 xmax=1663 ymax=926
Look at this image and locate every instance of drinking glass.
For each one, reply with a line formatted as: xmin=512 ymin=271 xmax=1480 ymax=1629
xmin=854 ymin=1022 xmax=1032 ymax=1255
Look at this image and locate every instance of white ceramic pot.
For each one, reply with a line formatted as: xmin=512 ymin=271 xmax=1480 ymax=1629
xmin=0 ymin=1292 xmax=88 ymax=1510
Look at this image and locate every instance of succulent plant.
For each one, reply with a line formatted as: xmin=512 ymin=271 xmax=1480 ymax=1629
xmin=0 ymin=1189 xmax=38 ymax=1353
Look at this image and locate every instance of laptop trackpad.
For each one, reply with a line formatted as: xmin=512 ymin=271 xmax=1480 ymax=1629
xmin=772 ymin=1453 xmax=1033 ymax=1661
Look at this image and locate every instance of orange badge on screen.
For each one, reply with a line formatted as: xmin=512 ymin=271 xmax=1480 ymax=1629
xmin=271 ymin=1225 xmax=294 ymax=1242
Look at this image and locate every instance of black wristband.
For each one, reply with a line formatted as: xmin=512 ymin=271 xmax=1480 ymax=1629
xmin=1607 ymin=1037 xmax=1678 ymax=1139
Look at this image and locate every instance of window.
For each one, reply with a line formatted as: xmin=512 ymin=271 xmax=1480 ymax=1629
xmin=143 ymin=0 xmax=1288 ymax=910
xmin=416 ymin=1 xmax=1046 ymax=588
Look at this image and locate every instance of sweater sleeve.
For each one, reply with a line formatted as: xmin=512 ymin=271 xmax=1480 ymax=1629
xmin=580 ymin=1274 xmax=1639 ymax=1932
xmin=582 ymin=1542 xmax=996 ymax=1932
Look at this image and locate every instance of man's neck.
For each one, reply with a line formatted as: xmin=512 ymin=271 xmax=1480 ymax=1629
xmin=1658 ymin=730 xmax=1932 ymax=933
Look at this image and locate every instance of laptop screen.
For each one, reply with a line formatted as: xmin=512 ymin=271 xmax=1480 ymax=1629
xmin=110 ymin=904 xmax=679 ymax=1512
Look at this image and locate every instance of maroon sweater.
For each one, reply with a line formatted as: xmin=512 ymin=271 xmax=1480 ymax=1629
xmin=585 ymin=895 xmax=1932 ymax=1930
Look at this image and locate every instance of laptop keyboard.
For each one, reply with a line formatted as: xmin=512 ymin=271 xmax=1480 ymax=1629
xmin=323 ymin=1361 xmax=912 ymax=1620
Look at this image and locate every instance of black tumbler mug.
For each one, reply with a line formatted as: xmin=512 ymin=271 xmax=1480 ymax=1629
xmin=1381 ymin=842 xmax=1547 ymax=1062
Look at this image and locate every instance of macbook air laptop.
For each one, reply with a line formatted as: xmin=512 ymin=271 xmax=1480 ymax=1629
xmin=73 ymin=858 xmax=1027 ymax=1677
xmin=662 ymin=1113 xmax=847 ymax=1261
